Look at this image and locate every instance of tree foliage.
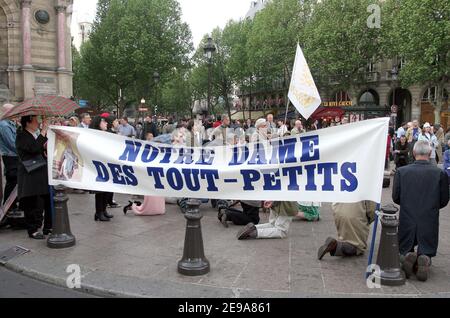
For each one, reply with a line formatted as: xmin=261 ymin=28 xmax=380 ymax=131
xmin=74 ymin=0 xmax=193 ymax=114
xmin=383 ymin=0 xmax=449 ymax=109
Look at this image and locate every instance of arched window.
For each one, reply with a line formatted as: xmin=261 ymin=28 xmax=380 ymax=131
xmin=358 ymin=90 xmax=380 ymax=105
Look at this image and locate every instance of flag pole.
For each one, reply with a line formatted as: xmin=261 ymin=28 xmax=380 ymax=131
xmin=366 ymin=203 xmax=381 ymax=278
xmin=284 ymin=99 xmax=290 ymax=126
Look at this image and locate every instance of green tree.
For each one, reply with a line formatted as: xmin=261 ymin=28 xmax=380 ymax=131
xmin=247 ymin=0 xmax=314 ymax=87
xmin=304 ymin=0 xmax=383 ymax=93
xmin=76 ymin=0 xmax=193 ymax=115
xmin=190 ymin=30 xmax=234 ymax=119
xmin=161 ymin=70 xmax=193 ymax=118
xmin=382 ymin=0 xmax=450 ymax=123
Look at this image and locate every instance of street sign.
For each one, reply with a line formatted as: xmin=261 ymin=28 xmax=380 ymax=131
xmin=139 ymin=108 xmax=148 ymax=112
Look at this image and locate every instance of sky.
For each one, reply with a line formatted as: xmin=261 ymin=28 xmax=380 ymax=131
xmin=71 ymin=0 xmax=253 ymax=47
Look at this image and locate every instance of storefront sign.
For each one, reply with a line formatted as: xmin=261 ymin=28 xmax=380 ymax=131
xmin=323 ymin=101 xmax=353 ymax=107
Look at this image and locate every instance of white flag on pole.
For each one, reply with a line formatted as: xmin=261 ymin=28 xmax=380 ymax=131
xmin=288 ymin=44 xmax=322 ymax=120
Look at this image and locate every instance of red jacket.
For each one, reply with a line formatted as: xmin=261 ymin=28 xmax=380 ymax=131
xmin=213 ymin=121 xmax=222 ymax=128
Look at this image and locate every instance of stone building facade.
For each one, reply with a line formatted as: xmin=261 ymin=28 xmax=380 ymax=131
xmin=235 ymin=58 xmax=449 ymax=129
xmin=0 ymin=0 xmax=73 ymax=104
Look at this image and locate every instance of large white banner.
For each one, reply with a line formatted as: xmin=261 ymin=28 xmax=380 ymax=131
xmin=47 ymin=118 xmax=389 ymax=203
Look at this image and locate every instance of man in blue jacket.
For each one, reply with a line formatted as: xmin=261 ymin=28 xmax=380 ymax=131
xmin=0 ymin=104 xmax=19 ymax=210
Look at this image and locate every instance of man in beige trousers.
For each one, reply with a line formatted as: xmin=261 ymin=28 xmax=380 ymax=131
xmin=318 ymin=201 xmax=377 ymax=259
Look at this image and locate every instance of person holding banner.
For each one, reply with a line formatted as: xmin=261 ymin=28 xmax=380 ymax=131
xmin=90 ymin=116 xmax=113 ymax=222
xmin=16 ymin=115 xmax=52 ymax=239
xmin=104 ymin=114 xmax=121 ymax=210
xmin=317 ymin=201 xmax=377 ymax=260
xmin=393 ymin=141 xmax=449 ymax=282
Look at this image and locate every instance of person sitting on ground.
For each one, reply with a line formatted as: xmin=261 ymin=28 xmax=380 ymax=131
xmin=317 ymin=201 xmax=377 ymax=260
xmin=393 ymin=140 xmax=449 ymax=282
xmin=236 ymin=201 xmax=298 ymax=240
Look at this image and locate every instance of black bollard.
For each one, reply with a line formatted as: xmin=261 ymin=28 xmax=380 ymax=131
xmin=178 ymin=198 xmax=210 ymax=276
xmin=47 ymin=186 xmax=76 ymax=249
xmin=375 ymin=204 xmax=405 ymax=286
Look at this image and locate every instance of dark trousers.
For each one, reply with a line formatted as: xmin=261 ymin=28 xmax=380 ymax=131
xmin=106 ymin=192 xmax=114 ymax=205
xmin=21 ymin=194 xmax=52 ymax=236
xmin=95 ymin=192 xmax=108 ymax=214
xmin=2 ymin=156 xmax=19 ymax=208
xmin=225 ymin=203 xmax=260 ymax=225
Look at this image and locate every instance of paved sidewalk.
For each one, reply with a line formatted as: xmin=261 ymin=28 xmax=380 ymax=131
xmin=1 ymin=182 xmax=450 ymax=298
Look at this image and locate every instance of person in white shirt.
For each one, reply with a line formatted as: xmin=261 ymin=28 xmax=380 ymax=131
xmin=418 ymin=122 xmax=439 ymax=165
xmin=79 ymin=113 xmax=91 ymax=129
xmin=397 ymin=122 xmax=407 ymax=139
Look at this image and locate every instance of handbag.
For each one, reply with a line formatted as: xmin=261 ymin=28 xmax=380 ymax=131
xmin=22 ymin=155 xmax=47 ymax=173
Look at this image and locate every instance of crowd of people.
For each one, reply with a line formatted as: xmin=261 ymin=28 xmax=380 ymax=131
xmin=1 ymin=103 xmax=449 ymax=283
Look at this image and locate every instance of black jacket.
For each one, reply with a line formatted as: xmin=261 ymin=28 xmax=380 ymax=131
xmin=16 ymin=129 xmax=49 ymax=199
xmin=393 ymin=160 xmax=449 ymax=257
xmin=141 ymin=121 xmax=159 ymax=139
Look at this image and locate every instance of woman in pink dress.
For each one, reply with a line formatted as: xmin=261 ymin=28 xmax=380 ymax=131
xmin=123 ymin=133 xmax=166 ymax=216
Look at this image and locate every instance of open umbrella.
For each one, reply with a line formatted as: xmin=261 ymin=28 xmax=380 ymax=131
xmin=0 ymin=95 xmax=79 ymax=120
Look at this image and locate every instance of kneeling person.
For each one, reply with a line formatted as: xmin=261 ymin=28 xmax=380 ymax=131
xmin=318 ymin=201 xmax=376 ymax=259
xmin=237 ymin=201 xmax=297 ymax=240
xmin=218 ymin=200 xmax=261 ymax=228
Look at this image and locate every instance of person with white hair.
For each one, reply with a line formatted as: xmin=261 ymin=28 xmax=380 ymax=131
xmin=251 ymin=118 xmax=269 ymax=143
xmin=291 ymin=120 xmax=306 ymax=135
xmin=418 ymin=122 xmax=439 ymax=165
xmin=393 ymin=140 xmax=449 ymax=282
xmin=0 ymin=104 xmax=19 ymax=211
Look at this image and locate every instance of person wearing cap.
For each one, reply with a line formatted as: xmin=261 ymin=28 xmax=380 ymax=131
xmin=251 ymin=118 xmax=269 ymax=143
xmin=0 ymin=104 xmax=19 ymax=210
xmin=418 ymin=122 xmax=439 ymax=165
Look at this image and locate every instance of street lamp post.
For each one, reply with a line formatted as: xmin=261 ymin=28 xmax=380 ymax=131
xmin=391 ymin=66 xmax=399 ymax=131
xmin=153 ymin=72 xmax=160 ymax=117
xmin=140 ymin=98 xmax=146 ymax=123
xmin=204 ymin=37 xmax=216 ymax=117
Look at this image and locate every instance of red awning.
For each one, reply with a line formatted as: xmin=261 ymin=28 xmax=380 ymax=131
xmin=311 ymin=107 xmax=345 ymax=119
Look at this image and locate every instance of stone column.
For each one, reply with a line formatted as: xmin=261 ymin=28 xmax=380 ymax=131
xmin=20 ymin=0 xmax=32 ymax=68
xmin=20 ymin=0 xmax=34 ymax=99
xmin=55 ymin=5 xmax=70 ymax=97
xmin=55 ymin=5 xmax=66 ymax=71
